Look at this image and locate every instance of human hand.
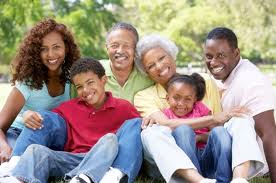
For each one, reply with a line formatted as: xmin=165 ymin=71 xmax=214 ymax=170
xmin=141 ymin=117 xmax=158 ymax=129
xmin=0 ymin=143 xmax=12 ymax=164
xmin=213 ymin=106 xmax=250 ymax=125
xmin=23 ymin=110 xmax=44 ymax=130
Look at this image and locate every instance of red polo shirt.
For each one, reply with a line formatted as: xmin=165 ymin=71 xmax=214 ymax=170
xmin=52 ymin=92 xmax=140 ymax=153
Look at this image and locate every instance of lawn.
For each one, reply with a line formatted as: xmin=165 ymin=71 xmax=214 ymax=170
xmin=0 ymin=82 xmax=271 ymax=182
xmin=49 ymin=176 xmax=271 ymax=183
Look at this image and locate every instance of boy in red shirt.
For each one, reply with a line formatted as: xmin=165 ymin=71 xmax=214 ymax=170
xmin=0 ymin=58 xmax=142 ymax=183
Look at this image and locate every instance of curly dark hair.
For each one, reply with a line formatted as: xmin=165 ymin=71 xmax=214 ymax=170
xmin=11 ymin=18 xmax=80 ymax=90
xmin=70 ymin=58 xmax=105 ymax=82
xmin=166 ymin=73 xmax=206 ymax=101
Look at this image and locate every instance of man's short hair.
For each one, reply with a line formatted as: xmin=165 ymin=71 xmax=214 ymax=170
xmin=106 ymin=22 xmax=139 ymax=43
xmin=70 ymin=58 xmax=105 ymax=81
xmin=206 ymin=27 xmax=238 ymax=49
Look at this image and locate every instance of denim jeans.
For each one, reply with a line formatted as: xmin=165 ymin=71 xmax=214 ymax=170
xmin=11 ymin=133 xmax=118 ymax=183
xmin=172 ymin=125 xmax=232 ymax=183
xmin=11 ymin=112 xmax=143 ymax=183
xmin=6 ymin=127 xmax=22 ymax=149
xmin=66 ymin=118 xmax=143 ymax=183
xmin=141 ymin=125 xmax=196 ymax=183
xmin=112 ymin=118 xmax=143 ymax=183
xmin=12 ymin=110 xmax=67 ymax=156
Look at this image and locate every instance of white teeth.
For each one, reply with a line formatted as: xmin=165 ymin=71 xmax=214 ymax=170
xmin=212 ymin=67 xmax=223 ymax=73
xmin=115 ymin=56 xmax=127 ymax=60
xmin=48 ymin=59 xmax=58 ymax=64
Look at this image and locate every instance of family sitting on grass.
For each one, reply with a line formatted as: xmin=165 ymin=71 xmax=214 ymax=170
xmin=0 ymin=18 xmax=275 ymax=183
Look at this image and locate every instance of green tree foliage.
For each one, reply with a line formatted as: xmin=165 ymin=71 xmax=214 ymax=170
xmin=0 ymin=0 xmax=122 ymax=64
xmin=1 ymin=0 xmax=275 ymax=66
xmin=121 ymin=0 xmax=276 ymax=65
xmin=0 ymin=0 xmax=44 ymax=64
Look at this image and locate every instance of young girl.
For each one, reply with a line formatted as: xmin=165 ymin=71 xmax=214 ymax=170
xmin=0 ymin=18 xmax=80 ymax=168
xmin=163 ymin=73 xmax=232 ymax=182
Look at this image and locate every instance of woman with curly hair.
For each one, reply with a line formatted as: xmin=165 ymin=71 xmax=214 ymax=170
xmin=0 ymin=18 xmax=80 ymax=166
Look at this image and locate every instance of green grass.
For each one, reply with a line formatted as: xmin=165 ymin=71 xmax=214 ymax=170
xmin=49 ymin=176 xmax=271 ymax=183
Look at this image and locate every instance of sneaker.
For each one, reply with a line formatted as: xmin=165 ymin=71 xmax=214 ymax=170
xmin=0 ymin=176 xmax=21 ymax=183
xmin=69 ymin=174 xmax=92 ymax=183
xmin=0 ymin=156 xmax=20 ymax=177
xmin=99 ymin=167 xmax=124 ymax=183
xmin=231 ymin=178 xmax=249 ymax=183
xmin=0 ymin=162 xmax=11 ymax=177
xmin=199 ymin=178 xmax=217 ymax=183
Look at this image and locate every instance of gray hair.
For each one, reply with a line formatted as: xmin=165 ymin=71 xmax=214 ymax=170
xmin=106 ymin=22 xmax=139 ymax=43
xmin=135 ymin=34 xmax=179 ymax=75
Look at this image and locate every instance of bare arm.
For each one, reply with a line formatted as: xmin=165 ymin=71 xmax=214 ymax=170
xmin=254 ymin=110 xmax=276 ymax=182
xmin=144 ymin=107 xmax=247 ymax=130
xmin=0 ymin=87 xmax=25 ymax=163
xmin=144 ymin=111 xmax=217 ymax=130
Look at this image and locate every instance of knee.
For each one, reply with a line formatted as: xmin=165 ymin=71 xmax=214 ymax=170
xmin=99 ymin=133 xmax=118 ymax=153
xmin=39 ymin=112 xmax=66 ymax=129
xmin=122 ymin=117 xmax=142 ymax=130
xmin=210 ymin=126 xmax=232 ymax=151
xmin=172 ymin=124 xmax=195 ymax=139
xmin=38 ymin=110 xmax=55 ymax=118
xmin=141 ymin=127 xmax=153 ymax=141
xmin=141 ymin=126 xmax=160 ymax=145
xmin=25 ymin=144 xmax=50 ymax=156
xmin=100 ymin=133 xmax=117 ymax=143
xmin=230 ymin=117 xmax=253 ymax=129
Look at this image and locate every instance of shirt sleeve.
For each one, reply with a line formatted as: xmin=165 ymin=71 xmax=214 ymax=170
xmin=200 ymin=73 xmax=222 ymax=114
xmin=134 ymin=89 xmax=162 ymax=117
xmin=52 ymin=103 xmax=66 ymax=120
xmin=15 ymin=82 xmax=32 ymax=101
xmin=242 ymin=82 xmax=275 ymax=116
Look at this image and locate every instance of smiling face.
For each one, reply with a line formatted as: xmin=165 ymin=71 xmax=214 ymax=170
xmin=72 ymin=71 xmax=107 ymax=109
xmin=142 ymin=47 xmax=176 ymax=86
xmin=204 ymin=39 xmax=240 ymax=81
xmin=40 ymin=31 xmax=66 ymax=74
xmin=106 ymin=29 xmax=136 ymax=72
xmin=167 ymin=82 xmax=197 ymax=117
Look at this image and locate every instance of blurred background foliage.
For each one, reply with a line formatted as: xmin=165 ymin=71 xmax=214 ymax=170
xmin=0 ymin=0 xmax=276 ymax=68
